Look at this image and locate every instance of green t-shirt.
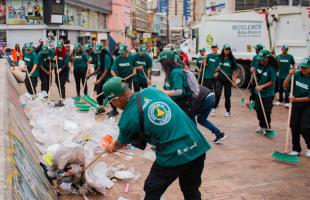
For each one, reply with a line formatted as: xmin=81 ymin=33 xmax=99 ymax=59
xmin=163 ymin=67 xmax=191 ymax=100
xmin=250 ymin=54 xmax=259 ymax=68
xmin=117 ymin=87 xmax=210 ymax=167
xmin=254 ymin=64 xmax=277 ymax=98
xmin=101 ymin=54 xmax=113 ymax=81
xmin=23 ymin=52 xmax=39 ymax=77
xmin=38 ymin=51 xmax=52 ymax=71
xmin=292 ymin=71 xmax=310 ymax=98
xmin=132 ymin=54 xmax=153 ymax=83
xmin=205 ymin=53 xmax=220 ymax=79
xmin=196 ymin=56 xmax=204 ymax=67
xmin=218 ymin=57 xmax=238 ymax=79
xmin=111 ymin=55 xmax=134 ymax=78
xmin=276 ymin=54 xmax=295 ymax=79
xmin=72 ymin=51 xmax=89 ymax=71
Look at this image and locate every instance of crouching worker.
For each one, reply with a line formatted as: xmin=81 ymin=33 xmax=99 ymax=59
xmin=102 ymin=77 xmax=211 ymax=200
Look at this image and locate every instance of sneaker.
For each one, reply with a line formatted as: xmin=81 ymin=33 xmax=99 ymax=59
xmin=284 ymin=103 xmax=290 ymax=109
xmin=213 ymin=133 xmax=228 ymax=144
xmin=306 ymin=150 xmax=310 ymax=157
xmin=289 ymin=151 xmax=300 ymax=156
xmin=224 ymin=112 xmax=231 ymax=117
xmin=273 ymin=101 xmax=281 ymax=106
xmin=96 ymin=107 xmax=105 ymax=115
xmin=210 ymin=109 xmax=216 ymax=116
xmin=256 ymin=127 xmax=265 ymax=134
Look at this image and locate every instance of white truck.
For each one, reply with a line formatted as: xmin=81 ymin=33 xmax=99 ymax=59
xmin=180 ymin=6 xmax=310 ymax=87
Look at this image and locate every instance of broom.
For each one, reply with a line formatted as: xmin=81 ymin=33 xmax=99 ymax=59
xmin=55 ymin=59 xmax=64 ymax=107
xmin=25 ymin=65 xmax=36 ymax=98
xmin=253 ymin=73 xmax=277 ymax=138
xmin=218 ymin=68 xmax=246 ymax=105
xmin=246 ymin=74 xmax=255 ymax=112
xmin=47 ymin=60 xmax=52 ymax=101
xmin=272 ymin=74 xmax=300 ymax=163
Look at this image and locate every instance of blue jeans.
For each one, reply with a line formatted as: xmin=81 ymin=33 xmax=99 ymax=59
xmin=197 ymin=94 xmax=222 ymax=136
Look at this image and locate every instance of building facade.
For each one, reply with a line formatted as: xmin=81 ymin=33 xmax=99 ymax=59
xmin=131 ymin=0 xmax=151 ymax=41
xmin=0 ymin=0 xmax=112 ymax=48
xmin=193 ymin=0 xmax=206 ymax=24
xmin=168 ymin=0 xmax=186 ymax=44
xmin=158 ymin=0 xmax=168 ymax=15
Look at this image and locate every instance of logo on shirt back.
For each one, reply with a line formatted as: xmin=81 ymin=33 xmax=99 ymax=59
xmin=136 ymin=61 xmax=146 ymax=65
xmin=223 ymin=63 xmax=230 ymax=67
xmin=24 ymin=57 xmax=30 ymax=62
xmin=296 ymin=81 xmax=308 ymax=90
xmin=119 ymin=63 xmax=130 ymax=67
xmin=148 ymin=102 xmax=171 ymax=126
xmin=280 ymin=60 xmax=289 ymax=63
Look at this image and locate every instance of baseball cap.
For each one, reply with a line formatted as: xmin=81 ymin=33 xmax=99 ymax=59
xmin=255 ymin=44 xmax=264 ymax=51
xmin=138 ymin=44 xmax=147 ymax=55
xmin=24 ymin=43 xmax=33 ymax=50
xmin=298 ymin=57 xmax=310 ymax=68
xmin=56 ymin=41 xmax=64 ymax=48
xmin=73 ymin=43 xmax=81 ymax=50
xmin=199 ymin=48 xmax=206 ymax=52
xmin=223 ymin=44 xmax=231 ymax=49
xmin=257 ymin=49 xmax=271 ymax=61
xmin=282 ymin=45 xmax=289 ymax=50
xmin=158 ymin=50 xmax=174 ymax=62
xmin=102 ymin=77 xmax=128 ymax=106
xmin=211 ymin=44 xmax=218 ymax=48
xmin=118 ymin=43 xmax=128 ymax=54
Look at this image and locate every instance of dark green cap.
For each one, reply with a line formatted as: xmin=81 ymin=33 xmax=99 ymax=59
xmin=84 ymin=43 xmax=93 ymax=51
xmin=282 ymin=45 xmax=289 ymax=50
xmin=102 ymin=77 xmax=128 ymax=106
xmin=74 ymin=43 xmax=81 ymax=50
xmin=158 ymin=50 xmax=174 ymax=61
xmin=255 ymin=44 xmax=264 ymax=50
xmin=41 ymin=45 xmax=49 ymax=54
xmin=118 ymin=43 xmax=128 ymax=54
xmin=257 ymin=49 xmax=271 ymax=61
xmin=199 ymin=48 xmax=206 ymax=52
xmin=138 ymin=44 xmax=147 ymax=54
xmin=25 ymin=42 xmax=33 ymax=50
xmin=223 ymin=44 xmax=231 ymax=49
xmin=211 ymin=44 xmax=218 ymax=48
xmin=94 ymin=44 xmax=103 ymax=54
xmin=298 ymin=57 xmax=310 ymax=68
xmin=56 ymin=41 xmax=64 ymax=48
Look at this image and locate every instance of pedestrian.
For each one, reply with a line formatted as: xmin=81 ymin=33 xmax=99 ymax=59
xmin=23 ymin=42 xmax=39 ymax=95
xmin=54 ymin=40 xmax=69 ymax=100
xmin=132 ymin=44 xmax=153 ymax=92
xmin=159 ymin=50 xmax=193 ymax=118
xmin=102 ymin=77 xmax=211 ymax=200
xmin=88 ymin=44 xmax=113 ymax=114
xmin=275 ymin=45 xmax=296 ymax=108
xmin=283 ymin=57 xmax=310 ymax=157
xmin=12 ymin=43 xmax=23 ymax=66
xmin=251 ymin=49 xmax=278 ymax=134
xmin=71 ymin=43 xmax=89 ymax=97
xmin=111 ymin=43 xmax=135 ymax=89
xmin=214 ymin=44 xmax=238 ymax=117
xmin=37 ymin=45 xmax=52 ymax=93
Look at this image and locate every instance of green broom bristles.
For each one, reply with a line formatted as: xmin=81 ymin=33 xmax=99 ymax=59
xmin=248 ymin=101 xmax=255 ymax=112
xmin=80 ymin=106 xmax=92 ymax=111
xmin=264 ymin=130 xmax=277 ymax=138
xmin=240 ymin=97 xmax=245 ymax=105
xmin=83 ymin=95 xmax=99 ymax=108
xmin=72 ymin=96 xmax=81 ymax=101
xmin=272 ymin=151 xmax=300 ymax=163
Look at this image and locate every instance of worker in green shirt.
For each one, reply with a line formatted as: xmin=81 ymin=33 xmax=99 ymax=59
xmin=283 ymin=57 xmax=310 ymax=157
xmin=251 ymin=50 xmax=278 ymax=134
xmin=111 ymin=43 xmax=136 ymax=89
xmin=159 ymin=50 xmax=193 ymax=118
xmin=53 ymin=40 xmax=69 ymax=99
xmin=132 ymin=44 xmax=153 ymax=92
xmin=84 ymin=43 xmax=94 ymax=63
xmin=71 ymin=43 xmax=89 ymax=97
xmin=196 ymin=47 xmax=206 ymax=83
xmin=275 ymin=45 xmax=296 ymax=108
xmin=38 ymin=45 xmax=52 ymax=93
xmin=214 ymin=44 xmax=238 ymax=117
xmin=102 ymin=77 xmax=210 ymax=199
xmin=23 ymin=42 xmax=39 ymax=95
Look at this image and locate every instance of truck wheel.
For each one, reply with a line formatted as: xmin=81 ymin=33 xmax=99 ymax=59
xmin=236 ymin=63 xmax=250 ymax=88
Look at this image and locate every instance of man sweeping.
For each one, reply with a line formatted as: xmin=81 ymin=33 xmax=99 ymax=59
xmin=23 ymin=42 xmax=39 ymax=95
xmin=102 ymin=77 xmax=210 ymax=200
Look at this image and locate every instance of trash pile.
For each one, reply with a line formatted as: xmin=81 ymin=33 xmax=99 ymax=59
xmin=20 ymin=92 xmax=140 ymax=196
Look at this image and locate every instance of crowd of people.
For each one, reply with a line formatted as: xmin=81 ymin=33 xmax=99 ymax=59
xmin=11 ymin=38 xmax=309 ymax=199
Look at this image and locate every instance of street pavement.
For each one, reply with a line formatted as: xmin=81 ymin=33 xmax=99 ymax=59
xmin=22 ymin=63 xmax=310 ymax=200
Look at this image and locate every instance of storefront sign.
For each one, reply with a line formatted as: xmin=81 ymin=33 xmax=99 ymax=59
xmin=7 ymin=0 xmax=43 ymax=24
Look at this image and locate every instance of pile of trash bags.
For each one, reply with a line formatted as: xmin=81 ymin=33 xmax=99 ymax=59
xmin=20 ymin=92 xmax=140 ymax=196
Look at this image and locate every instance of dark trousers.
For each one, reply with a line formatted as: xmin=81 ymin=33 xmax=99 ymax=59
xmin=215 ymin=79 xmax=231 ymax=112
xmin=202 ymin=78 xmax=216 ymax=91
xmin=254 ymin=95 xmax=274 ymax=129
xmin=25 ymin=76 xmax=38 ymax=95
xmin=39 ymin=73 xmax=50 ymax=93
xmin=144 ymin=154 xmax=205 ymax=200
xmin=73 ymin=69 xmax=87 ymax=96
xmin=133 ymin=81 xmax=148 ymax=92
xmin=55 ymin=71 xmax=66 ymax=99
xmin=291 ymin=104 xmax=310 ymax=152
xmin=96 ymin=74 xmax=105 ymax=106
xmin=278 ymin=78 xmax=289 ymax=103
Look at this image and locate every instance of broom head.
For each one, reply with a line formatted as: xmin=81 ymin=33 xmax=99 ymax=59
xmin=272 ymin=151 xmax=300 ymax=163
xmin=248 ymin=101 xmax=255 ymax=112
xmin=240 ymin=97 xmax=245 ymax=105
xmin=264 ymin=130 xmax=277 ymax=138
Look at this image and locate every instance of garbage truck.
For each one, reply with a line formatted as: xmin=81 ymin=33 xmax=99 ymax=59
xmin=180 ymin=6 xmax=310 ymax=87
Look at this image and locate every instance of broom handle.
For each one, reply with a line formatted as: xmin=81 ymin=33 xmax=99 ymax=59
xmin=200 ymin=62 xmax=206 ymax=86
xmin=219 ymin=68 xmax=245 ymax=97
xmin=197 ymin=62 xmax=203 ymax=84
xmin=25 ymin=66 xmax=36 ymax=95
xmin=55 ymin=59 xmax=63 ymax=101
xmin=253 ymin=73 xmax=270 ymax=130
xmin=84 ymin=151 xmax=105 ymax=171
xmin=81 ymin=64 xmax=91 ymax=95
xmin=142 ymin=69 xmax=149 ymax=80
xmin=284 ymin=74 xmax=294 ymax=153
xmin=90 ymin=76 xmax=97 ymax=99
xmin=95 ymin=92 xmax=104 ymax=99
xmin=124 ymin=73 xmax=135 ymax=81
xmin=47 ymin=60 xmax=52 ymax=100
xmin=246 ymin=74 xmax=253 ymax=91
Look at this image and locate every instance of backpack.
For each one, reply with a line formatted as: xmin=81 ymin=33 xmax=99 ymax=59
xmin=183 ymin=70 xmax=200 ymax=97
